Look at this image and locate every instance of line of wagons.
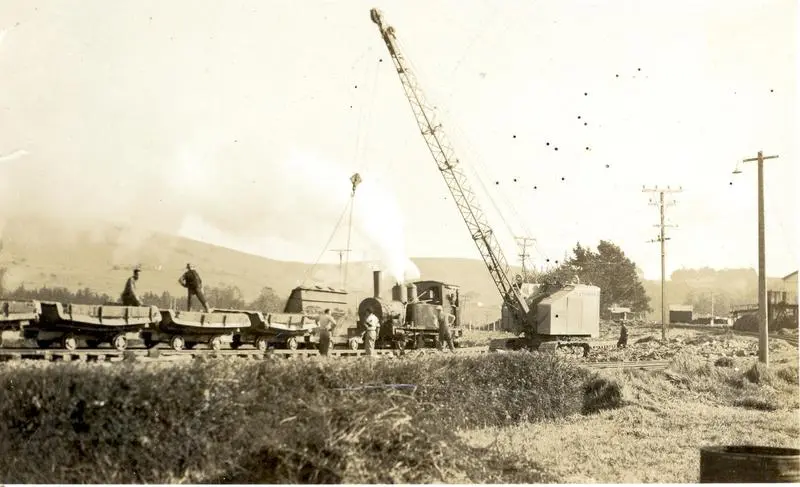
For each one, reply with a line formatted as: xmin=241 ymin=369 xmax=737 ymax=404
xmin=0 ymin=275 xmax=467 ymax=352
xmin=0 ymin=299 xmax=336 ymax=352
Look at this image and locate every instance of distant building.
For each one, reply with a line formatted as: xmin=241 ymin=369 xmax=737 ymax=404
xmin=669 ymin=304 xmax=693 ymax=324
xmin=730 ymin=270 xmax=798 ymax=330
xmin=608 ymin=306 xmax=632 ymax=322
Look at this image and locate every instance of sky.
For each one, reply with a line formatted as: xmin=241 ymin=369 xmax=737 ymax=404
xmin=0 ymin=0 xmax=797 ymax=282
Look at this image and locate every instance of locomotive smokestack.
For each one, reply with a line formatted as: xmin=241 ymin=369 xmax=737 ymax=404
xmin=407 ymin=283 xmax=417 ymax=303
xmin=391 ymin=283 xmax=404 ymax=302
xmin=373 ymin=270 xmax=381 ymax=298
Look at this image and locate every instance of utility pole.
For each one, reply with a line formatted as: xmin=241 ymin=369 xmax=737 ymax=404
xmin=710 ymin=291 xmax=715 ymax=325
xmin=515 ymin=237 xmax=535 ymax=280
xmin=643 ymin=186 xmax=682 ymax=341
xmin=735 ymin=151 xmax=778 ymax=365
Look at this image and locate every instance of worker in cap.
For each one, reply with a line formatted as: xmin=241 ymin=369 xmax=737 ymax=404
xmin=120 ymin=265 xmax=143 ymax=306
xmin=436 ymin=304 xmax=456 ymax=352
xmin=178 ymin=263 xmax=209 ymax=312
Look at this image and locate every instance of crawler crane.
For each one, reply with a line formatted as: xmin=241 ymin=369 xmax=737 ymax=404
xmin=369 ymin=8 xmax=600 ymax=354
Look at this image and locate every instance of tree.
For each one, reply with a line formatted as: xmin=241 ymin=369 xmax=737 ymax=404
xmin=248 ymin=287 xmax=285 ymax=313
xmin=528 ymin=241 xmax=652 ymax=318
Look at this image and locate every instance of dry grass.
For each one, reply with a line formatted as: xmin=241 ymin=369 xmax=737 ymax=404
xmin=460 ymin=354 xmax=800 ymax=483
xmin=0 ymin=352 xmax=592 ymax=484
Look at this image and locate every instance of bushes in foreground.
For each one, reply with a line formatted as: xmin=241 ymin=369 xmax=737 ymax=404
xmin=0 ymin=353 xmax=598 ymax=484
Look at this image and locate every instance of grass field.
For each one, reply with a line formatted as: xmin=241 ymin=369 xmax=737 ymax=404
xmin=0 ymin=326 xmax=796 ymax=483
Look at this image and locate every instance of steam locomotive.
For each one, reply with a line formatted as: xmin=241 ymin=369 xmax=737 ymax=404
xmin=354 ymin=270 xmax=463 ymax=350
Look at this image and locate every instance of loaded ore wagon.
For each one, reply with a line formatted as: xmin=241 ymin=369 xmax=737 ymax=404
xmin=142 ymin=309 xmax=251 ymax=351
xmin=23 ymin=301 xmax=161 ymax=351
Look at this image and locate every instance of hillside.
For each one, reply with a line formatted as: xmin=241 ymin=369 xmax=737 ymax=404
xmin=0 ymin=217 xmax=790 ymax=323
xmin=0 ymin=217 xmax=506 ymax=321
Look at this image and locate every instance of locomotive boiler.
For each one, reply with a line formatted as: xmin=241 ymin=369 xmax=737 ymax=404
xmin=356 ymin=270 xmax=463 ymax=350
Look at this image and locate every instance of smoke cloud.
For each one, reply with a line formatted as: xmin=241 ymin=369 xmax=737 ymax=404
xmin=0 ymin=149 xmax=28 ymax=164
xmin=0 ymin=136 xmax=420 ymax=285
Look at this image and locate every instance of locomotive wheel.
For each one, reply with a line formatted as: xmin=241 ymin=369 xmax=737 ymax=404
xmin=170 ymin=335 xmax=185 ymax=351
xmin=209 ymin=336 xmax=223 ymax=351
xmin=62 ymin=334 xmax=78 ymax=351
xmin=255 ymin=337 xmax=269 ymax=351
xmin=111 ymin=334 xmax=128 ymax=351
xmin=348 ymin=338 xmax=359 ymax=351
xmin=286 ymin=337 xmax=298 ymax=350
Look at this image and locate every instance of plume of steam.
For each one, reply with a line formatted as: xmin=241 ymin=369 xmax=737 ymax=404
xmin=264 ymin=149 xmax=421 ymax=283
xmin=0 ymin=149 xmax=29 ymax=164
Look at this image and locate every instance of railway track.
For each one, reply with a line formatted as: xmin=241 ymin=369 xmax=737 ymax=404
xmin=733 ymin=330 xmax=799 ymax=349
xmin=0 ymin=345 xmax=673 ymax=371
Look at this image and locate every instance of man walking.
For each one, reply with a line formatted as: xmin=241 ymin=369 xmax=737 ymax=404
xmin=617 ymin=322 xmax=628 ymax=348
xmin=363 ymin=310 xmax=380 ymax=356
xmin=436 ymin=305 xmax=456 ymax=352
xmin=178 ymin=263 xmax=209 ymax=312
xmin=316 ymin=309 xmax=337 ymax=356
xmin=120 ymin=265 xmax=143 ymax=306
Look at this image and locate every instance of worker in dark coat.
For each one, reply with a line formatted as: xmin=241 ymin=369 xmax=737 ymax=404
xmin=316 ymin=309 xmax=337 ymax=356
xmin=436 ymin=305 xmax=456 ymax=352
xmin=121 ymin=266 xmax=143 ymax=306
xmin=617 ymin=322 xmax=629 ymax=348
xmin=178 ymin=263 xmax=209 ymax=312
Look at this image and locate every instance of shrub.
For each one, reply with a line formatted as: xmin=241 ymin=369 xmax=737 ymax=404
xmin=581 ymin=374 xmax=624 ymax=414
xmin=733 ymin=395 xmax=779 ymax=411
xmin=776 ymin=364 xmax=799 ymax=385
xmin=744 ymin=362 xmax=777 ymax=386
xmin=714 ymin=357 xmax=734 ymax=367
xmin=0 ymin=353 xmax=585 ymax=484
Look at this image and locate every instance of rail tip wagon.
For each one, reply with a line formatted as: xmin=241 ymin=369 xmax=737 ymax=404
xmin=142 ymin=309 xmax=251 ymax=351
xmin=22 ymin=301 xmax=161 ymax=351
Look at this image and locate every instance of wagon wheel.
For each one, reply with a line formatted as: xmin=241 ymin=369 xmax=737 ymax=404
xmin=255 ymin=337 xmax=269 ymax=351
xmin=209 ymin=336 xmax=223 ymax=351
xmin=170 ymin=335 xmax=185 ymax=351
xmin=111 ymin=334 xmax=128 ymax=351
xmin=286 ymin=336 xmax=299 ymax=350
xmin=348 ymin=338 xmax=359 ymax=351
xmin=62 ymin=334 xmax=78 ymax=351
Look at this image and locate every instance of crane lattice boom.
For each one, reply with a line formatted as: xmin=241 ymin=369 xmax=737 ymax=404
xmin=369 ymin=8 xmax=529 ymax=321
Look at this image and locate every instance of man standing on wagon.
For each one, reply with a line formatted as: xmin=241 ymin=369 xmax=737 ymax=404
xmin=178 ymin=263 xmax=209 ymax=312
xmin=121 ymin=265 xmax=143 ymax=306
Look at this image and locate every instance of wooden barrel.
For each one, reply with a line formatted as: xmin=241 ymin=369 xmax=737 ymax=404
xmin=700 ymin=445 xmax=800 ymax=483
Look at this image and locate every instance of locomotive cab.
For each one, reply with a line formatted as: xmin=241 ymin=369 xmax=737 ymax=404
xmin=405 ymin=280 xmax=461 ymax=330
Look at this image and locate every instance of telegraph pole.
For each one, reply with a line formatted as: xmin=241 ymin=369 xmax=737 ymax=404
xmin=643 ymin=186 xmax=682 ymax=341
xmin=736 ymin=151 xmax=778 ymax=364
xmin=515 ymin=237 xmax=535 ymax=280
